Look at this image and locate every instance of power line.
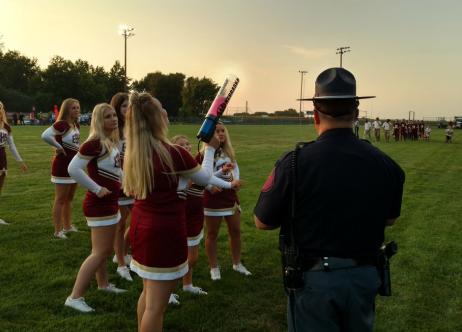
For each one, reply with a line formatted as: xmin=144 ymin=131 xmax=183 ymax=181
xmin=336 ymin=46 xmax=350 ymax=67
xmin=119 ymin=25 xmax=135 ymax=90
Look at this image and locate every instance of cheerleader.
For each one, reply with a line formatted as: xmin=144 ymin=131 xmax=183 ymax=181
xmin=41 ymin=98 xmax=80 ymax=239
xmin=171 ymin=135 xmax=239 ymax=300
xmin=203 ymin=123 xmax=251 ymax=280
xmin=0 ymin=101 xmax=28 ymax=225
xmin=64 ymin=103 xmax=126 ymax=313
xmin=110 ymin=92 xmax=133 ymax=281
xmin=124 ymin=92 xmax=219 ymax=332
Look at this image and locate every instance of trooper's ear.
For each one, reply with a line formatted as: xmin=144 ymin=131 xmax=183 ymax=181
xmin=313 ymin=110 xmax=321 ymax=125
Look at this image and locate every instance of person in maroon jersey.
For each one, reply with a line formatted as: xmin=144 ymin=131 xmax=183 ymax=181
xmin=0 ymin=101 xmax=28 ymax=225
xmin=407 ymin=122 xmax=413 ymax=140
xmin=393 ymin=121 xmax=400 ymax=141
xmin=410 ymin=122 xmax=417 ymax=140
xmin=41 ymin=98 xmax=81 ymax=239
xmin=110 ymin=92 xmax=133 ymax=281
xmin=400 ymin=121 xmax=406 ymax=141
xmin=421 ymin=121 xmax=426 ymax=139
xmin=64 ymin=103 xmax=126 ymax=313
xmin=203 ymin=123 xmax=251 ymax=281
xmin=123 ymin=92 xmax=220 ymax=332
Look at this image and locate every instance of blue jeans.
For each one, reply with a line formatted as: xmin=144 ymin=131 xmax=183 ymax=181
xmin=287 ymin=266 xmax=380 ymax=332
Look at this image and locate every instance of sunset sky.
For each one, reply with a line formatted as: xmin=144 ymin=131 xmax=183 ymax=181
xmin=1 ymin=0 xmax=461 ymax=119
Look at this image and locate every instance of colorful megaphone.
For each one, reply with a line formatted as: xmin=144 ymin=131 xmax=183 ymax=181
xmin=196 ymin=74 xmax=239 ymax=142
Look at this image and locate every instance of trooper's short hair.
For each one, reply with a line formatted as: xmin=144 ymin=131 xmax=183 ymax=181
xmin=314 ymin=99 xmax=359 ymax=121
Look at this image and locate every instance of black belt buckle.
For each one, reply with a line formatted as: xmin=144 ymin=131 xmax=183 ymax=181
xmin=301 ymin=256 xmax=374 ymax=272
xmin=310 ymin=257 xmax=360 ymax=271
xmin=321 ymin=257 xmax=331 ymax=271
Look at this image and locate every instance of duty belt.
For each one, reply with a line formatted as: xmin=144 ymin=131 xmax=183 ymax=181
xmin=300 ymin=257 xmax=376 ymax=272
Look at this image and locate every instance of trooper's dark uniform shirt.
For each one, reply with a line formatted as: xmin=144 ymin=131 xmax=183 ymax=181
xmin=254 ymin=128 xmax=405 ymax=258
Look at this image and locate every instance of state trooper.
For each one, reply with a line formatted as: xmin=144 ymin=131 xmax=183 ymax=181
xmin=254 ymin=67 xmax=405 ymax=332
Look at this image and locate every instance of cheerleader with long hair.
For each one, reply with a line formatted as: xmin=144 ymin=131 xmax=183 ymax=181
xmin=0 ymin=101 xmax=28 ymax=225
xmin=41 ymin=98 xmax=81 ymax=239
xmin=110 ymin=92 xmax=133 ymax=281
xmin=64 ymin=103 xmax=126 ymax=313
xmin=202 ymin=123 xmax=251 ymax=280
xmin=124 ymin=92 xmax=220 ymax=332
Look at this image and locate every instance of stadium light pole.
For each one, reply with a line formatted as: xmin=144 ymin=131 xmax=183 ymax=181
xmin=119 ymin=25 xmax=135 ymax=90
xmin=298 ymin=70 xmax=307 ymax=119
xmin=336 ymin=46 xmax=350 ymax=68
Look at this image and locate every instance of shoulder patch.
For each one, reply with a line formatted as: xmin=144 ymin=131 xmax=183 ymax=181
xmin=261 ymin=168 xmax=275 ymax=193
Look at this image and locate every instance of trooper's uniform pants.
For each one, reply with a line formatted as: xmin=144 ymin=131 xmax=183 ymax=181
xmin=287 ymin=266 xmax=379 ymax=332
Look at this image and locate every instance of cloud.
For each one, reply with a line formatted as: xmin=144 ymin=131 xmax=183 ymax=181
xmin=282 ymin=45 xmax=330 ymax=58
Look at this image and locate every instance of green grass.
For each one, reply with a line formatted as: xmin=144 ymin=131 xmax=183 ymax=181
xmin=0 ymin=125 xmax=461 ymax=331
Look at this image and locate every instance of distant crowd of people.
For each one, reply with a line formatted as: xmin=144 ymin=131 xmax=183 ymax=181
xmin=354 ymin=118 xmax=455 ymax=143
xmin=11 ymin=112 xmax=26 ymax=125
xmin=7 ymin=112 xmax=50 ymax=125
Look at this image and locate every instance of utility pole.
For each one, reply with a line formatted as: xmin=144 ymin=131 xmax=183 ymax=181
xmin=298 ymin=70 xmax=307 ymax=119
xmin=119 ymin=25 xmax=135 ymax=90
xmin=336 ymin=46 xmax=350 ymax=67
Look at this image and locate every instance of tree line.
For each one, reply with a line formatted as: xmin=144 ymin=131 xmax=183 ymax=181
xmin=0 ymin=48 xmax=219 ymax=118
xmin=234 ymin=108 xmax=301 ymax=117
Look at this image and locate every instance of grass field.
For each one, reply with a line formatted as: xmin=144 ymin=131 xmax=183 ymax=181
xmin=0 ymin=124 xmax=461 ymax=332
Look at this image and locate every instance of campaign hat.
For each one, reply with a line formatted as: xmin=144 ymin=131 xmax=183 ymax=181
xmin=299 ymin=67 xmax=375 ymax=101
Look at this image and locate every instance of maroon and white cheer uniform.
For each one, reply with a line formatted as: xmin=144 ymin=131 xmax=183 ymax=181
xmin=68 ymin=139 xmax=122 ymax=227
xmin=117 ymin=139 xmax=134 ymax=206
xmin=129 ymin=145 xmax=216 ymax=281
xmin=0 ymin=124 xmax=23 ymax=176
xmin=184 ymin=153 xmax=231 ymax=246
xmin=203 ymin=149 xmax=241 ymax=217
xmin=41 ymin=121 xmax=80 ymax=184
xmin=185 ymin=182 xmax=206 ymax=246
